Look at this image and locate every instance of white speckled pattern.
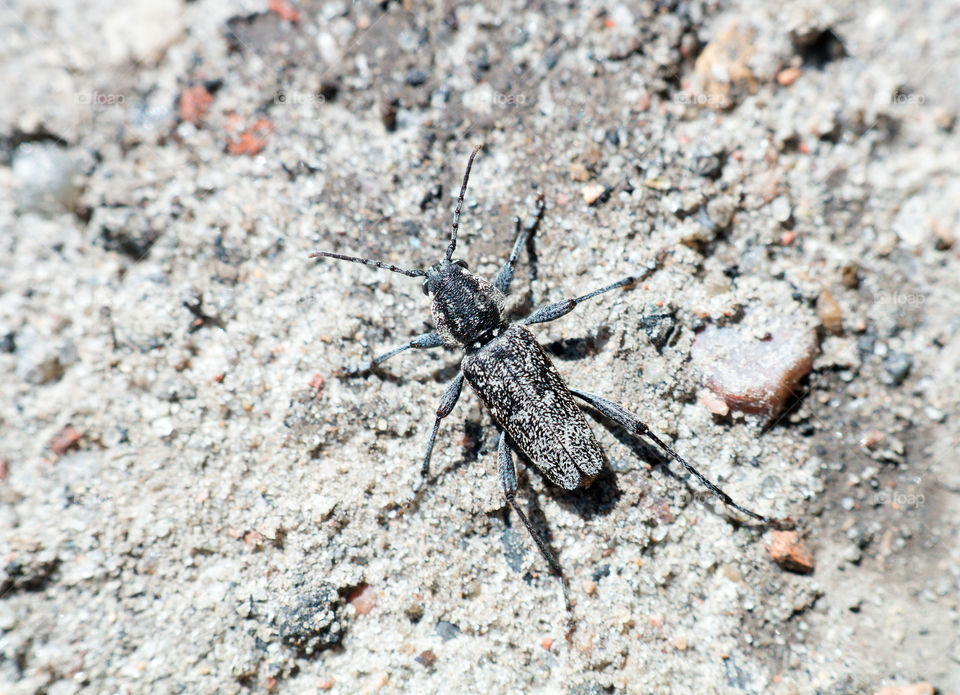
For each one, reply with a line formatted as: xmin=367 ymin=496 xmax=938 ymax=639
xmin=462 ymin=324 xmax=602 ymax=489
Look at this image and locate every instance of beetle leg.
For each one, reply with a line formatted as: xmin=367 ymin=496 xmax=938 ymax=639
xmin=494 ymin=194 xmax=544 ymax=294
xmin=410 ymin=373 xmax=464 ymax=495
xmin=521 ymin=251 xmax=666 ymax=327
xmin=497 ymin=432 xmax=573 ymax=618
xmin=521 ymin=278 xmax=635 ymax=326
xmin=340 ymin=331 xmax=443 ymax=377
xmin=569 ymin=389 xmax=795 ymax=530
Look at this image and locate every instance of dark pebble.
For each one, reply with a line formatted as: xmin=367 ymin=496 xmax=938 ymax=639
xmin=640 ymin=312 xmax=677 ymax=350
xmin=381 ymin=96 xmax=400 ymax=131
xmin=415 ymin=649 xmax=436 ymax=667
xmin=592 ymin=564 xmax=611 ymax=582
xmin=278 ymin=585 xmax=343 ymax=656
xmin=884 ymin=352 xmax=913 ymax=386
xmin=406 ymin=69 xmax=430 ymax=87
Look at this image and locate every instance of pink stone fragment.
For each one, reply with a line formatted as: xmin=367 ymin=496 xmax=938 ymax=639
xmin=700 ymin=389 xmax=730 ymax=416
xmin=874 ymin=683 xmax=935 ymax=695
xmin=691 ymin=318 xmax=818 ymax=418
xmin=768 ymin=530 xmax=815 ymax=574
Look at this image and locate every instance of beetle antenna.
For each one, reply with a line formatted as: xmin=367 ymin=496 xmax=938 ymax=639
xmin=640 ymin=428 xmax=796 ymax=530
xmin=309 ymin=251 xmax=426 ymax=277
xmin=446 ymin=144 xmax=483 ymax=261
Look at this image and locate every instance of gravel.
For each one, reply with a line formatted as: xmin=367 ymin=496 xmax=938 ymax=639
xmin=1 ymin=0 xmax=959 ymax=694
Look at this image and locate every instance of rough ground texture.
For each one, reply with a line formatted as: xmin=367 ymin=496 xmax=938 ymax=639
xmin=1 ymin=1 xmax=958 ymax=693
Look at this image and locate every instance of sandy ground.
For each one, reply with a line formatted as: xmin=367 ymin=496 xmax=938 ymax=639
xmin=1 ymin=1 xmax=959 ymax=693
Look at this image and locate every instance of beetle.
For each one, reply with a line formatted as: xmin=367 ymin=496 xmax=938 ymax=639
xmin=311 ymin=145 xmax=795 ymax=617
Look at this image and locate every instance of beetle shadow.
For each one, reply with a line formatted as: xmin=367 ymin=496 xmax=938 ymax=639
xmin=499 ymin=459 xmax=622 ymax=574
xmin=508 ymin=441 xmax=623 ymax=523
xmin=495 ymin=451 xmax=622 ymax=581
xmin=540 ymin=327 xmax=614 ymax=363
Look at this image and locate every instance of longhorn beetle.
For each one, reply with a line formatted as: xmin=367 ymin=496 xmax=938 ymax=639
xmin=311 ymin=145 xmax=795 ymax=619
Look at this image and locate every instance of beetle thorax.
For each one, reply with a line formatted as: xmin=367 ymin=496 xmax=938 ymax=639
xmin=426 ymin=261 xmax=505 ymax=347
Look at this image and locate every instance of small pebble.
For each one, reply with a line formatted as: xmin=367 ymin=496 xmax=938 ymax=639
xmin=12 ymin=142 xmax=82 ymax=214
xmin=883 ymin=352 xmax=913 ymax=386
xmin=415 ymin=650 xmax=436 ymax=667
xmin=347 ymin=584 xmax=377 ymax=616
xmin=381 ymin=96 xmax=400 ymax=131
xmin=776 ymin=67 xmax=802 ymax=86
xmin=770 ymin=196 xmax=793 ymax=224
xmin=179 ymin=84 xmax=213 ymax=126
xmin=49 ymin=425 xmax=81 ymax=455
xmin=691 ymin=22 xmax=757 ymax=110
xmin=268 ymin=0 xmax=300 ymax=22
xmin=14 ymin=327 xmax=72 ymax=385
xmin=874 ymin=683 xmax=935 ymax=695
xmin=363 ymin=672 xmax=389 ymax=691
xmin=582 ymin=182 xmax=608 ymax=205
xmin=700 ymin=389 xmax=730 ymax=416
xmin=841 ymin=263 xmax=861 ymax=288
xmin=841 ymin=544 xmax=862 ymax=565
xmin=0 ymin=602 xmax=17 ymax=630
xmin=642 ymin=177 xmax=672 ymax=191
xmin=435 ymin=620 xmax=461 ymax=642
xmin=152 ymin=417 xmax=175 ymax=438
xmin=817 ymin=289 xmax=843 ymax=335
xmin=769 ymin=531 xmax=815 ymax=574
xmin=569 ymin=162 xmax=591 ymax=182
xmin=930 ymin=219 xmax=954 ymax=250
xmin=932 ymin=107 xmax=956 ymax=131
xmin=705 ymin=195 xmax=736 ymax=229
xmin=405 ymin=69 xmax=429 ymax=87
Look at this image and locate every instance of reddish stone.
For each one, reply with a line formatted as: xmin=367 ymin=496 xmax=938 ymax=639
xmin=769 ymin=530 xmax=815 ymax=574
xmin=179 ymin=85 xmax=213 ymax=126
xmin=692 ymin=318 xmax=818 ymax=419
xmin=49 ymin=425 xmax=81 ymax=455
